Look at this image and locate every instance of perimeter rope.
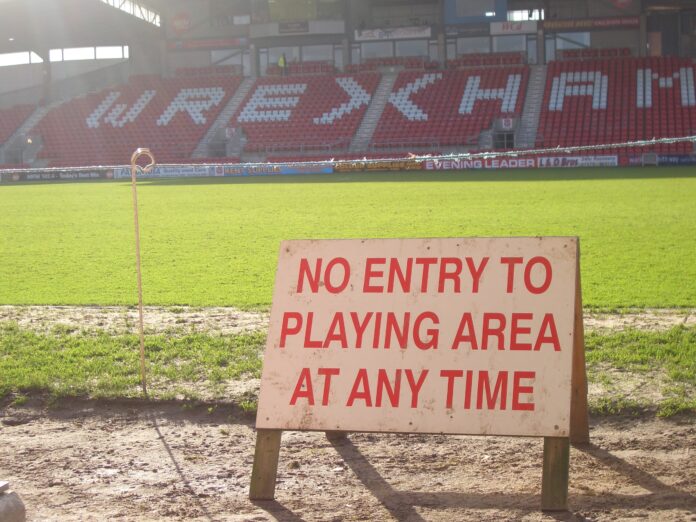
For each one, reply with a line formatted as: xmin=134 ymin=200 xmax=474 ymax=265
xmin=1 ymin=134 xmax=694 ymax=174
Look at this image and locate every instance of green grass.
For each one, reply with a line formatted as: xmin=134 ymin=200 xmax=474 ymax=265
xmin=1 ymin=322 xmax=693 ymax=415
xmin=585 ymin=326 xmax=696 ymax=416
xmin=1 ymin=168 xmax=695 ymax=309
xmin=586 ymin=327 xmax=696 ymax=382
xmin=0 ymin=322 xmax=265 ymax=400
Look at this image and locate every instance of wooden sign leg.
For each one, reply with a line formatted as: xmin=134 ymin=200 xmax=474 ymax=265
xmin=541 ymin=436 xmax=570 ymax=511
xmin=249 ymin=429 xmax=282 ymax=500
xmin=570 ymin=255 xmax=590 ymax=445
xmin=325 ymin=431 xmax=347 ymax=442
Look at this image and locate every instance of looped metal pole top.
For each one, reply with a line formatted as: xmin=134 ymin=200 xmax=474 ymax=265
xmin=131 ymin=148 xmax=156 ymax=177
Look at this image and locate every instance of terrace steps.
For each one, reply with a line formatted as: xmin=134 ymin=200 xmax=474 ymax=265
xmin=0 ymin=99 xmax=66 ymax=166
xmin=516 ymin=64 xmax=547 ymax=149
xmin=192 ymin=76 xmax=255 ymax=159
xmin=350 ymin=73 xmax=397 ymax=152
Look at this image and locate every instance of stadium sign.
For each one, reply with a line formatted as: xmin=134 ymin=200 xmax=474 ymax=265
xmin=653 ymin=155 xmax=696 ymax=166
xmin=490 ymin=21 xmax=537 ymax=35
xmin=279 ymin=21 xmax=309 ymax=34
xmin=251 ymin=237 xmax=589 ymax=511
xmin=112 ymin=164 xmax=333 ymax=179
xmin=217 ymin=164 xmax=333 ymax=176
xmin=0 ymin=169 xmax=113 ymax=183
xmin=167 ymin=37 xmax=248 ymax=51
xmin=537 ymin=156 xmax=618 ymax=168
xmin=445 ymin=23 xmax=490 ymax=37
xmin=334 ymin=159 xmax=422 ymax=172
xmin=423 ymin=157 xmax=536 ymax=170
xmin=354 ymin=26 xmax=432 ymax=42
xmin=422 ymin=155 xmax=618 ymax=170
xmin=113 ymin=165 xmax=211 ymax=179
xmin=543 ymin=16 xmax=639 ymax=31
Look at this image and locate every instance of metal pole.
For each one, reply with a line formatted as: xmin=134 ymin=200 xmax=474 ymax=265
xmin=130 ymin=148 xmax=156 ymax=396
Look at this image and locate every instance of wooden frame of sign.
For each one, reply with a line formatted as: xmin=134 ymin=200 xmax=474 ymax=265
xmin=250 ymin=237 xmax=589 ymax=511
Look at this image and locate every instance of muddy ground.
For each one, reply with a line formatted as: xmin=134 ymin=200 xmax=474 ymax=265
xmin=1 ymin=306 xmax=695 ymax=521
xmin=0 ymin=305 xmax=694 ymax=336
xmin=0 ymin=400 xmax=694 ymax=522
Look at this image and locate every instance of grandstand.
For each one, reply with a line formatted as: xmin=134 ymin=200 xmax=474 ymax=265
xmin=0 ymin=0 xmax=696 ymax=171
xmin=537 ymin=56 xmax=696 ymax=154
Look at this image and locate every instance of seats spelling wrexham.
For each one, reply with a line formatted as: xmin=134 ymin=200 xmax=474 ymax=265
xmin=537 ymin=56 xmax=696 ymax=153
xmin=35 ymin=74 xmax=242 ymax=166
xmin=231 ymin=73 xmax=380 ymax=153
xmin=372 ymin=67 xmax=529 ymax=149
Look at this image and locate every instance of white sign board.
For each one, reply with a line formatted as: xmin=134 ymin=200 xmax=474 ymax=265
xmin=490 ymin=20 xmax=538 ymax=35
xmin=354 ymin=26 xmax=432 ymax=41
xmin=256 ymin=237 xmax=577 ymax=437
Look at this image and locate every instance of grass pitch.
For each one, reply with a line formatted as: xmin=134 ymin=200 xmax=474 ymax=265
xmin=1 ymin=167 xmax=695 ymax=308
xmin=1 ymin=167 xmax=695 ymax=412
xmin=2 ymin=322 xmax=693 ymax=416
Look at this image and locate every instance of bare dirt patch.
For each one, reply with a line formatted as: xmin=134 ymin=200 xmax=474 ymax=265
xmin=584 ymin=308 xmax=695 ymax=333
xmin=0 ymin=306 xmax=269 ymax=336
xmin=0 ymin=400 xmax=694 ymax=521
xmin=1 ymin=305 xmax=693 ymax=335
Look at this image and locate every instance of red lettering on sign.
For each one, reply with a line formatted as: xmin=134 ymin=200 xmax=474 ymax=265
xmin=440 ymin=369 xmax=463 ymax=408
xmin=512 ymin=371 xmax=535 ymax=411
xmin=324 ymin=313 xmax=348 ymax=348
xmin=467 ymin=256 xmax=489 ymax=293
xmin=372 ymin=312 xmax=382 ymax=348
xmin=438 ymin=257 xmax=463 ymax=293
xmin=376 ymin=369 xmax=401 ymax=407
xmin=441 ymin=369 xmax=534 ymax=410
xmin=385 ymin=312 xmax=409 ymax=349
xmin=297 ymin=258 xmax=319 ymax=293
xmin=450 ymin=312 xmax=560 ymax=351
xmin=290 ymin=368 xmax=314 ymax=405
xmin=360 ymin=256 xmax=490 ymax=294
xmin=501 ymin=257 xmax=523 ymax=292
xmin=304 ymin=312 xmax=323 ymax=348
xmin=405 ymin=369 xmax=429 ymax=408
xmin=482 ymin=313 xmax=506 ymax=350
xmin=524 ymin=256 xmax=552 ymax=294
xmin=318 ymin=367 xmax=340 ymax=405
xmin=534 ymin=313 xmax=561 ymax=351
xmin=415 ymin=257 xmax=437 ymax=291
xmin=476 ymin=370 xmax=508 ymax=410
xmin=451 ymin=313 xmax=478 ymax=350
xmin=280 ymin=312 xmax=302 ymax=348
xmin=510 ymin=312 xmax=533 ymax=350
xmin=350 ymin=311 xmax=373 ymax=348
xmin=387 ymin=258 xmax=412 ymax=293
xmin=364 ymin=257 xmax=386 ymax=293
xmin=464 ymin=369 xmax=474 ymax=409
xmin=325 ymin=257 xmax=350 ymax=294
xmin=297 ymin=257 xmax=350 ymax=294
xmin=414 ymin=312 xmax=439 ymax=350
xmin=347 ymin=368 xmax=372 ymax=407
